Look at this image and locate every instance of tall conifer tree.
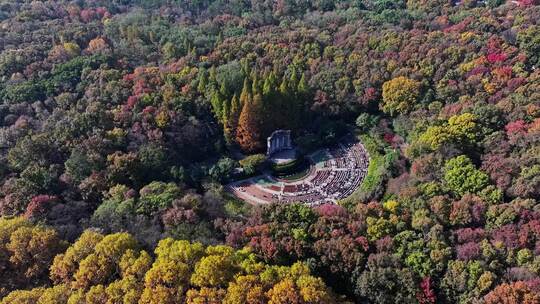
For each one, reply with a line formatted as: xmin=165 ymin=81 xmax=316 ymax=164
xmin=236 ymin=92 xmax=263 ymax=153
xmin=210 ymin=87 xmax=226 ymax=123
xmin=226 ymin=94 xmax=241 ymax=143
xmin=298 ymin=73 xmax=308 ymax=95
xmin=239 ymin=77 xmax=251 ymax=108
xmin=197 ymin=68 xmax=207 ymax=94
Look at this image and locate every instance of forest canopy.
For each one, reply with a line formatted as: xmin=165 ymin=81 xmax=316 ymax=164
xmin=1 ymin=0 xmax=540 ymax=303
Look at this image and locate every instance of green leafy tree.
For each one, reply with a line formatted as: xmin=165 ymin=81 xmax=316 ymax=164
xmin=136 ymin=182 xmax=182 ymax=215
xmin=518 ymin=25 xmax=540 ymax=67
xmin=209 ymin=157 xmax=237 ymax=183
xmin=419 ymin=113 xmax=479 ymax=150
xmin=444 ymin=155 xmax=490 ymax=197
xmin=239 ymin=154 xmax=267 ymax=175
xmin=355 ymin=254 xmax=418 ymax=303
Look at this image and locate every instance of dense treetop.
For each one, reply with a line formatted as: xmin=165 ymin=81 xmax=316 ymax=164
xmin=1 ymin=0 xmax=540 ymax=303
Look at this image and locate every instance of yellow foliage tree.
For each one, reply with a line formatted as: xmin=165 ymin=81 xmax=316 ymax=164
xmin=51 ymin=230 xmax=104 ymax=284
xmin=2 ymin=230 xmax=339 ymax=304
xmin=419 ymin=113 xmax=479 ymax=150
xmin=185 ymin=287 xmax=227 ymax=304
xmin=381 ymin=76 xmax=421 ymax=115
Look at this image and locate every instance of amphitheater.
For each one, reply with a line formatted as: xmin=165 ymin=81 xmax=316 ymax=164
xmin=228 ymin=135 xmax=369 ymax=205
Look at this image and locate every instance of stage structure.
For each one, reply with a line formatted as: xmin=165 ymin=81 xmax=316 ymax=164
xmin=267 ymin=130 xmax=293 ymax=156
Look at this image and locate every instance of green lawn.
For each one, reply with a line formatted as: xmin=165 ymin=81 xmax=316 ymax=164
xmin=339 ymin=133 xmax=397 ymax=209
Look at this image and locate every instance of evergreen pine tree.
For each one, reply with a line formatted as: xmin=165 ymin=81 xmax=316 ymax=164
xmin=263 ymin=71 xmax=277 ymax=96
xmin=296 ymin=72 xmax=310 ymax=127
xmin=240 ymin=58 xmax=250 ymax=76
xmin=216 ymin=32 xmax=223 ymax=44
xmin=290 ymin=72 xmax=299 ymax=92
xmin=275 ymin=76 xmax=292 ymax=129
xmin=197 ymin=68 xmax=207 ymax=94
xmin=230 ymin=93 xmax=241 ymax=129
xmin=251 ymin=72 xmax=260 ymax=95
xmin=222 ymin=97 xmax=231 ymax=123
xmin=222 ymin=96 xmax=233 ymax=144
xmin=183 ymin=37 xmax=190 ymax=55
xmin=210 ymin=90 xmax=225 ymax=123
xmin=261 ymin=72 xmax=277 ymax=136
xmin=223 ymin=94 xmax=241 ymax=145
xmin=209 ymin=66 xmax=217 ymax=86
xmin=239 ymin=77 xmax=251 ymax=108
xmin=298 ymin=73 xmax=308 ymax=94
xmin=219 ymin=82 xmax=228 ymax=97
xmin=279 ymin=76 xmax=289 ymax=95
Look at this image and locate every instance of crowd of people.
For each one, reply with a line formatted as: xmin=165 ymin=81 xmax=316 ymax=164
xmin=229 ymin=136 xmax=369 ymax=205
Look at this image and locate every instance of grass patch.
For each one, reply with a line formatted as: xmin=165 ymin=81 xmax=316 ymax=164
xmin=271 ymin=155 xmax=309 ymax=177
xmin=277 ymin=165 xmax=311 ymax=182
xmin=253 ymin=176 xmax=274 ymax=187
xmin=339 ymin=132 xmax=397 ymax=209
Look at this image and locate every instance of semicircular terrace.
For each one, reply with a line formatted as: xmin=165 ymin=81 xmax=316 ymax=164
xmin=228 ymin=135 xmax=369 ymax=206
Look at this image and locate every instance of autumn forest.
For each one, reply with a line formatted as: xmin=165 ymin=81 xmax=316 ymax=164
xmin=1 ymin=0 xmax=540 ymax=303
